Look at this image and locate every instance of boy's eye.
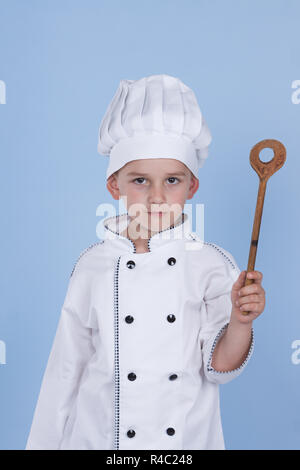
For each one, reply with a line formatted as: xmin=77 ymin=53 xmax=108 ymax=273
xmin=133 ymin=177 xmax=180 ymax=184
xmin=133 ymin=177 xmax=146 ymax=184
xmin=167 ymin=177 xmax=180 ymax=184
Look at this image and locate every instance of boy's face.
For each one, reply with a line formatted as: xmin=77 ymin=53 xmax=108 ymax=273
xmin=106 ymin=158 xmax=199 ymax=236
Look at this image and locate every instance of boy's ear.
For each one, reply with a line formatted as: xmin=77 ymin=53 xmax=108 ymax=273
xmin=186 ymin=175 xmax=199 ymax=200
xmin=106 ymin=174 xmax=120 ymax=200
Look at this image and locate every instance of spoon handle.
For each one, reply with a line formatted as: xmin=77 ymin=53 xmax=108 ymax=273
xmin=241 ymin=180 xmax=266 ymax=304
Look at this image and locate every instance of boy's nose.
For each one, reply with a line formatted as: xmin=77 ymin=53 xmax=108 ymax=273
xmin=148 ymin=196 xmax=166 ymax=207
xmin=148 ymin=187 xmax=166 ymax=204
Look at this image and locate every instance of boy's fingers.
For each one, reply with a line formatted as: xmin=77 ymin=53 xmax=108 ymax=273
xmin=233 ymin=271 xmax=264 ymax=298
xmin=246 ymin=271 xmax=263 ymax=283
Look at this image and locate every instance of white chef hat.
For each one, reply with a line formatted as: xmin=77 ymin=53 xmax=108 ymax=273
xmin=97 ymin=74 xmax=212 ymax=180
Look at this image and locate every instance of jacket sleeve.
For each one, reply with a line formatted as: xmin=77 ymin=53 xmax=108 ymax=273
xmin=25 ymin=260 xmax=96 ymax=450
xmin=199 ymin=245 xmax=254 ymax=385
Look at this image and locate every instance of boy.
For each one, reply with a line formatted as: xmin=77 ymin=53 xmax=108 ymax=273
xmin=25 ymin=74 xmax=265 ymax=450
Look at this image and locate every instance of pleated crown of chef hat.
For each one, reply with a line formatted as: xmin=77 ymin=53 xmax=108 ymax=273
xmin=97 ymin=74 xmax=212 ymax=180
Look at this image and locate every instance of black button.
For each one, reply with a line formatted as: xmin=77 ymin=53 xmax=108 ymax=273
xmin=125 ymin=315 xmax=134 ymax=324
xmin=167 ymin=257 xmax=176 ymax=266
xmin=167 ymin=314 xmax=176 ymax=323
xmin=127 ymin=429 xmax=135 ymax=438
xmin=166 ymin=427 xmax=175 ymax=436
xmin=128 ymin=372 xmax=136 ymax=381
xmin=126 ymin=260 xmax=136 ymax=269
xmin=169 ymin=374 xmax=178 ymax=381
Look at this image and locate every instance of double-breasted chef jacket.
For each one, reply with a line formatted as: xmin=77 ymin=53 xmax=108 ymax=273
xmin=25 ymin=212 xmax=254 ymax=450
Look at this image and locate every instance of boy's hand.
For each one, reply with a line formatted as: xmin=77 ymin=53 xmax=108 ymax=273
xmin=231 ymin=270 xmax=265 ymax=324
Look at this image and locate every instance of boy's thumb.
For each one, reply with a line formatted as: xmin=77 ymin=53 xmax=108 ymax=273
xmin=232 ymin=270 xmax=247 ymax=291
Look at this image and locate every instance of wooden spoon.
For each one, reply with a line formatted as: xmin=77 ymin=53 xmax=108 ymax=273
xmin=241 ymin=139 xmax=286 ymax=315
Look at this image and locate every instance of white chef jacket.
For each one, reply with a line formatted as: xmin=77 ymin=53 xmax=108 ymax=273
xmin=25 ymin=212 xmax=254 ymax=450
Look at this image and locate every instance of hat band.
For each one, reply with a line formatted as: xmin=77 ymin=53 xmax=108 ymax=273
xmin=107 ymin=133 xmax=198 ymax=179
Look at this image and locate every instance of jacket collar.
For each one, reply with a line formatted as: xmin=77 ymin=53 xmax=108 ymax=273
xmin=103 ymin=211 xmax=192 ymax=253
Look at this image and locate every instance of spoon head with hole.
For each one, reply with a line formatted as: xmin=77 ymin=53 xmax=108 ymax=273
xmin=250 ymin=139 xmax=286 ymax=181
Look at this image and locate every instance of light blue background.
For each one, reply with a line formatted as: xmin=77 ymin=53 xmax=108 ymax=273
xmin=0 ymin=0 xmax=299 ymax=450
